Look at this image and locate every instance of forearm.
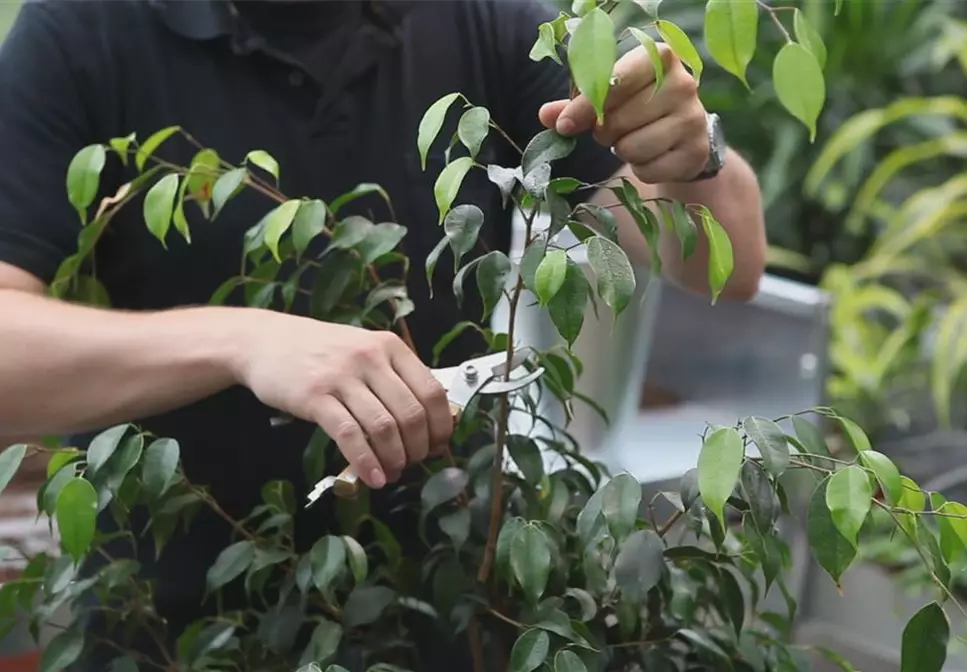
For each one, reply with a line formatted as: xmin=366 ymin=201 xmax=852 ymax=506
xmin=654 ymin=148 xmax=766 ymax=300
xmin=0 ymin=289 xmax=247 ymax=440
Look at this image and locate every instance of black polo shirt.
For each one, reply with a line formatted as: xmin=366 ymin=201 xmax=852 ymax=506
xmin=0 ymin=0 xmax=621 ymax=658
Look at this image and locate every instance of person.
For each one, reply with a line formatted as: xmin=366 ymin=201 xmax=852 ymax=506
xmin=0 ymin=0 xmax=766 ymax=668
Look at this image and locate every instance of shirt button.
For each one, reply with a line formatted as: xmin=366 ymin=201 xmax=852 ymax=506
xmin=288 ymin=70 xmax=305 ymax=87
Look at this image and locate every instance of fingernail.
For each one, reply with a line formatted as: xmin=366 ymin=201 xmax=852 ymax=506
xmin=556 ymin=117 xmax=576 ymax=136
xmin=369 ymin=468 xmax=386 ymax=488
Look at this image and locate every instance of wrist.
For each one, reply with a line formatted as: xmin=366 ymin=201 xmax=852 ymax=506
xmin=176 ymin=305 xmax=272 ymax=388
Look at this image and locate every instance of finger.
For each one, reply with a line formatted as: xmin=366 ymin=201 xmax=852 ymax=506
xmin=538 ymin=99 xmax=569 ymax=129
xmin=390 ymin=349 xmax=453 ymax=453
xmin=366 ymin=368 xmax=430 ymax=465
xmin=610 ymin=114 xmax=684 ymax=167
xmin=339 ymin=382 xmax=408 ymax=477
xmin=629 ymin=145 xmax=702 ymax=185
xmin=556 ymin=47 xmax=664 ymax=136
xmin=592 ymin=84 xmax=677 ymax=147
xmin=312 ymin=395 xmax=386 ymax=489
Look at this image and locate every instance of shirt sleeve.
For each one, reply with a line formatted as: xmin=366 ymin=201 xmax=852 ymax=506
xmin=0 ymin=3 xmax=101 ymax=284
xmin=496 ymin=0 xmax=625 ymax=196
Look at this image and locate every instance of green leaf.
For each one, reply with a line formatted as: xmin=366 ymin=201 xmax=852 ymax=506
xmin=329 ymin=183 xmax=389 ymax=216
xmin=554 ymin=650 xmax=588 ymax=672
xmin=457 ymin=107 xmax=490 ymax=158
xmin=548 ymin=258 xmax=589 ymax=346
xmin=793 ymin=9 xmax=826 ymax=70
xmin=0 ymin=444 xmax=27 ymax=499
xmin=311 ymin=536 xmax=347 ymax=594
xmin=521 ymin=130 xmax=577 ymax=177
xmin=206 ymin=540 xmax=255 ymax=592
xmin=613 ymin=529 xmax=663 ymax=603
xmin=66 ymin=144 xmax=107 ymax=221
xmin=299 ymin=619 xmax=343 ymax=668
xmin=534 ymin=249 xmax=568 ymax=305
xmin=186 ymin=148 xmax=220 ymax=205
xmin=292 ymin=199 xmax=328 ymax=256
xmin=772 ymin=42 xmax=825 ymax=141
xmin=509 ymin=628 xmax=550 ymax=672
xmin=487 ymin=164 xmax=520 ymax=206
xmin=135 ymin=125 xmax=179 ymax=172
xmin=520 ymin=236 xmax=546 ymax=293
xmin=108 ymin=133 xmax=136 ymax=166
xmin=421 ymin=467 xmax=468 ymax=514
xmin=56 ymin=478 xmax=98 ymax=562
xmin=586 ymin=236 xmax=635 ymax=317
xmin=656 ymin=20 xmax=703 ymax=83
xmin=697 ymin=427 xmax=744 ymax=531
xmin=444 ymin=204 xmax=485 ymax=267
xmin=141 ymin=438 xmax=180 ymax=501
xmin=497 ymin=517 xmax=526 ymax=582
xmin=85 ymin=424 xmax=129 ymax=476
xmin=601 ymin=472 xmax=641 ymax=541
xmin=245 ymin=149 xmax=280 ymax=184
xmin=263 ymin=199 xmax=302 ymax=262
xmin=476 ymin=250 xmax=512 ymax=320
xmin=567 ymin=8 xmax=617 ymax=125
xmin=837 ymin=416 xmax=871 ymax=453
xmin=901 ymin=602 xmax=949 ymax=672
xmin=39 ymin=626 xmax=85 ymax=672
xmin=806 ymin=476 xmax=856 ymax=584
xmin=697 ymin=206 xmax=733 ymax=304
xmin=703 ymin=0 xmax=757 ymax=87
xmin=434 ymin=156 xmax=475 ymax=224
xmin=741 ymin=461 xmax=778 ymax=532
xmin=530 ymin=22 xmax=562 ymax=64
xmin=897 ymin=476 xmax=925 ymax=537
xmin=417 ymin=92 xmax=461 ymax=170
xmin=791 ymin=415 xmax=831 ymax=459
xmin=341 ymin=535 xmax=368 ymax=585
xmin=628 ymin=27 xmax=664 ymax=91
xmin=634 ymin=0 xmax=662 ymax=17
xmin=211 ymin=167 xmax=246 ymax=219
xmin=858 ymin=450 xmax=901 ymax=505
xmin=742 ymin=416 xmax=789 ymax=477
xmin=508 ymin=436 xmax=544 ymax=486
xmin=343 ymin=585 xmax=396 ymax=629
xmin=825 ymin=465 xmax=872 ymax=547
xmin=143 ymin=173 xmax=180 ymax=246
xmin=511 ymin=523 xmax=552 ymax=603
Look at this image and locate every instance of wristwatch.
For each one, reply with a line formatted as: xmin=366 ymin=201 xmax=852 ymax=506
xmin=691 ymin=112 xmax=726 ymax=181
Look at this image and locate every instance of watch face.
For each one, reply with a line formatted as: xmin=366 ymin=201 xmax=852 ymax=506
xmin=709 ymin=113 xmax=726 ymax=160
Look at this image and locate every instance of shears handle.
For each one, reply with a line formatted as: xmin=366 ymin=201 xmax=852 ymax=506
xmin=330 ymin=402 xmax=463 ymax=499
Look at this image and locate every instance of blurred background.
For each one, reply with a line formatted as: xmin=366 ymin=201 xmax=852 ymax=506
xmin=4 ymin=0 xmax=967 ymax=669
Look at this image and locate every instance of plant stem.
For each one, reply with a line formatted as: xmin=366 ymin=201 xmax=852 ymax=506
xmin=477 ymin=204 xmax=534 ymax=584
xmin=756 ymin=0 xmax=792 ymax=42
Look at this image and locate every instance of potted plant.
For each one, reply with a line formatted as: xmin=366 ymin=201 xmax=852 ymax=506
xmin=0 ymin=2 xmax=963 ymax=671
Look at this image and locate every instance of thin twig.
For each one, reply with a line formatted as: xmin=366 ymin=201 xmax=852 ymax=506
xmin=756 ymin=0 xmax=792 ymax=42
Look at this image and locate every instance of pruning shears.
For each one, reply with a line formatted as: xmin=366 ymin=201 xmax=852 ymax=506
xmin=305 ymin=349 xmax=544 ymax=505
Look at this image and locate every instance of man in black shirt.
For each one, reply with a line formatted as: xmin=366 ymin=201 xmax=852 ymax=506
xmin=0 ymin=0 xmax=766 ymax=667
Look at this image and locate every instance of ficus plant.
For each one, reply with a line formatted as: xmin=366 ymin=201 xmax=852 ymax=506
xmin=0 ymin=1 xmax=962 ymax=671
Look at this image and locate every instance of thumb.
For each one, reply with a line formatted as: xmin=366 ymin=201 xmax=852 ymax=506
xmin=538 ymin=100 xmax=569 ymax=130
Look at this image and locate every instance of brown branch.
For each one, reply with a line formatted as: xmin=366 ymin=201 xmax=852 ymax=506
xmin=656 ymin=509 xmax=684 ymax=538
xmin=468 ymin=616 xmax=486 ymax=672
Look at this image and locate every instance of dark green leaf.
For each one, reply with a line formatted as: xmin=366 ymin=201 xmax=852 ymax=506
xmin=343 ymin=585 xmax=396 ymax=629
xmin=740 ymin=461 xmax=778 ymax=531
xmin=586 ymin=236 xmax=635 ymax=317
xmin=497 ymin=517 xmax=526 ymax=582
xmin=341 ymin=535 xmax=368 ymax=585
xmin=509 ymin=628 xmax=550 ymax=672
xmin=329 ymin=183 xmax=389 ymax=216
xmin=601 ymin=473 xmax=641 ymax=541
xmin=439 ymin=508 xmax=471 ymax=552
xmin=299 ymin=619 xmax=343 ymax=667
xmin=141 ymin=438 xmax=180 ymax=501
xmin=554 ymin=650 xmax=587 ymax=672
xmin=311 ymin=536 xmax=347 ymax=594
xmin=476 ymin=250 xmax=512 ymax=320
xmin=206 ymin=540 xmax=255 ymax=592
xmin=520 ymin=236 xmax=546 ymax=293
xmin=548 ymin=258 xmax=589 ymax=346
xmin=293 ymin=199 xmax=328 ymax=256
xmin=458 ymin=106 xmax=491 ymax=158
xmin=39 ymin=626 xmax=85 ymax=672
xmin=806 ymin=476 xmax=856 ymax=584
xmin=421 ymin=467 xmax=468 ymax=513
xmin=508 ymin=436 xmax=544 ymax=485
xmin=521 ymin=130 xmax=577 ymax=176
xmin=0 ymin=444 xmax=27 ymax=499
xmin=718 ymin=566 xmax=746 ymax=636
xmin=613 ymin=529 xmax=663 ymax=603
xmin=791 ymin=415 xmax=831 ymax=460
xmin=743 ymin=416 xmax=789 ymax=477
xmin=444 ymin=204 xmax=485 ymax=267
xmin=901 ymin=602 xmax=949 ymax=672
xmin=511 ymin=524 xmax=552 ymax=603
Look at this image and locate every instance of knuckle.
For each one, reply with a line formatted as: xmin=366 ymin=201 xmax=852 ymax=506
xmin=370 ymin=415 xmax=397 ymax=440
xmin=334 ymin=420 xmax=361 ymax=444
xmin=676 ymin=72 xmax=698 ymax=96
xmin=305 ymin=371 xmax=336 ymax=397
xmin=399 ymin=404 xmax=426 ymax=430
